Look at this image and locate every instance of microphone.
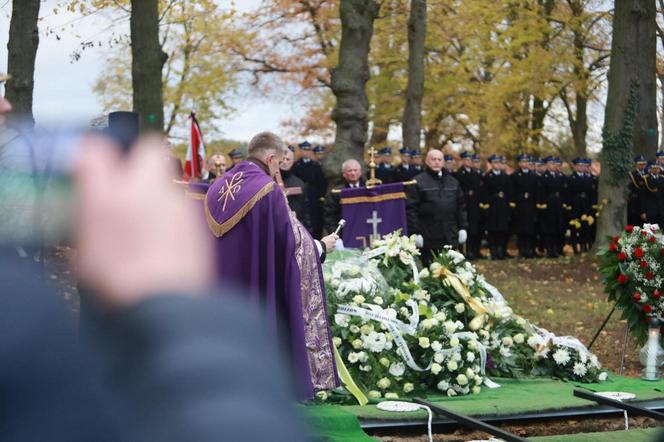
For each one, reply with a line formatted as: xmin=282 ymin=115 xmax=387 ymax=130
xmin=334 ymin=219 xmax=346 ymax=236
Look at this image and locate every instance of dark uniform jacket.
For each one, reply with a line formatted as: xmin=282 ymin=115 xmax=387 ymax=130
xmin=481 ymin=170 xmax=512 ymax=233
xmin=282 ymin=170 xmax=310 ymax=230
xmin=323 ymin=179 xmax=366 ymax=233
xmin=454 ymin=167 xmax=483 ymax=235
xmin=510 ymin=169 xmax=539 ymax=235
xmin=406 ymin=169 xmax=468 ymax=248
xmin=373 ymin=164 xmax=395 ymax=184
xmin=565 ymin=172 xmax=595 ymax=229
xmin=639 ymin=173 xmax=664 ymax=225
xmin=538 ymin=170 xmax=567 ymax=235
xmin=628 ymin=170 xmax=645 ymax=225
xmin=394 ymin=164 xmax=416 ymax=182
xmin=292 ymin=159 xmax=327 ymax=235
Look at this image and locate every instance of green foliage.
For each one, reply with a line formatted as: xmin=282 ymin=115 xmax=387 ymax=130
xmin=601 ymin=81 xmax=639 ymax=185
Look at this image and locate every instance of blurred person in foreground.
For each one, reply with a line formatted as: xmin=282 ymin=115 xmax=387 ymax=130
xmin=0 ymin=121 xmax=308 ymax=441
xmin=205 ymin=132 xmax=338 ymax=400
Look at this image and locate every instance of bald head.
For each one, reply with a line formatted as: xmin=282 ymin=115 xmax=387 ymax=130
xmin=426 ymin=149 xmax=444 ymax=172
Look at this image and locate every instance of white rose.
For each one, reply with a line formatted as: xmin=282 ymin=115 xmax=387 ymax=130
xmin=447 ymin=389 xmax=457 ymax=397
xmin=334 ymin=314 xmax=350 ymax=327
xmin=434 ymin=311 xmax=447 ymax=322
xmin=431 ymin=363 xmax=443 ymax=375
xmin=467 ymin=340 xmax=477 ymax=350
xmin=434 ymin=352 xmax=445 ymax=363
xmin=431 ymin=341 xmax=443 ymax=352
xmin=368 ymin=390 xmax=381 ymax=399
xmin=455 ymin=303 xmax=466 ymax=314
xmin=403 ymin=383 xmax=414 ymax=393
xmin=348 ymin=352 xmax=360 ymax=363
xmin=466 ymin=368 xmax=475 ymax=379
xmin=453 ymin=352 xmax=462 ymax=362
xmin=444 ymin=321 xmax=457 ymax=334
xmin=456 ymin=374 xmax=469 ymax=385
xmin=389 ymin=362 xmax=406 ymax=377
xmin=517 ymin=317 xmax=527 ymax=326
xmin=373 ymin=296 xmax=384 ymax=305
xmin=450 ymin=337 xmax=460 ymax=348
xmin=352 ymin=295 xmax=365 ymax=305
xmin=349 ymin=325 xmax=360 ymax=333
xmin=502 ymin=337 xmax=513 ymax=347
xmin=472 ymin=386 xmax=481 ymax=394
xmin=419 ymin=337 xmax=431 ymax=349
xmin=352 ymin=339 xmax=363 ymax=349
xmin=333 ymin=337 xmax=342 ymax=347
xmin=447 ymin=360 xmax=458 ymax=371
xmin=513 ymin=333 xmax=525 ymax=344
xmin=385 ymin=392 xmax=399 ymax=399
xmin=360 ymin=324 xmax=373 ymax=335
xmin=466 ymin=352 xmax=476 ymax=362
xmin=421 ymin=319 xmax=434 ymax=330
xmin=377 ymin=377 xmax=391 ymax=389
xmin=379 ymin=357 xmax=390 ymax=367
xmin=419 ymin=268 xmax=430 ymax=278
xmin=469 ymin=315 xmax=485 ymax=331
xmin=437 ymin=380 xmax=449 ymax=391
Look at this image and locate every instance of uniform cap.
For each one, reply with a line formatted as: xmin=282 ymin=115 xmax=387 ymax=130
xmin=634 ymin=154 xmax=647 ymax=164
xmin=298 ymin=141 xmax=312 ymax=150
xmin=460 ymin=151 xmax=472 ymax=159
xmin=228 ymin=148 xmax=244 ymax=159
xmin=313 ymin=145 xmax=325 ymax=153
xmin=488 ymin=154 xmax=501 ymax=163
xmin=378 ymin=147 xmax=392 ymax=155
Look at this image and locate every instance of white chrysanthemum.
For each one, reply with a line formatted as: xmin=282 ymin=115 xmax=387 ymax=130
xmin=447 ymin=360 xmax=458 ymax=371
xmin=403 ymin=383 xmax=414 ymax=393
xmin=419 ymin=337 xmax=430 ymax=348
xmin=448 ymin=249 xmax=465 ymax=264
xmin=420 ymin=319 xmax=434 ymax=330
xmin=528 ymin=335 xmax=542 ymax=348
xmin=447 ymin=389 xmax=457 ymax=397
xmin=598 ymin=372 xmax=608 ymax=381
xmin=589 ymin=354 xmax=600 ymax=368
xmin=437 ymin=380 xmax=449 ymax=391
xmin=535 ymin=347 xmax=550 ymax=359
xmin=334 ymin=314 xmax=350 ymax=327
xmin=499 ymin=346 xmax=512 ymax=358
xmin=399 ymin=250 xmax=414 ymax=266
xmin=434 ymin=311 xmax=447 ymax=322
xmin=444 ymin=321 xmax=457 ymax=334
xmin=349 ymin=324 xmax=360 ymax=333
xmin=362 ymin=331 xmax=387 ymax=353
xmin=359 ymin=364 xmax=372 ymax=372
xmin=466 ymin=352 xmax=476 ymax=362
xmin=360 ymin=324 xmax=373 ymax=335
xmin=450 ymin=337 xmax=460 ymax=348
xmin=455 ymin=303 xmax=466 ymax=313
xmin=513 ymin=333 xmax=525 ymax=344
xmin=434 ymin=352 xmax=445 ymax=363
xmin=348 ymin=352 xmax=360 ymax=363
xmin=466 ymin=368 xmax=475 ymax=379
xmin=553 ymin=349 xmax=571 ymax=366
xmin=377 ymin=377 xmax=391 ymax=389
xmin=431 ymin=341 xmax=443 ymax=352
xmin=389 ymin=362 xmax=406 ymax=377
xmin=572 ymin=362 xmax=587 ymax=377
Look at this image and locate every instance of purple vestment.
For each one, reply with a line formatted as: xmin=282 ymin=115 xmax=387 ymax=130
xmin=204 ymin=160 xmax=337 ymax=400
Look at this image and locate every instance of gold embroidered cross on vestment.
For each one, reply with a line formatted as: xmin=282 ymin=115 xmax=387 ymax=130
xmin=218 ymin=172 xmax=244 ymax=211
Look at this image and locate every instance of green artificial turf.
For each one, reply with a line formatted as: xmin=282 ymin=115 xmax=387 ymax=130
xmin=338 ymin=376 xmax=664 ymax=421
xmin=304 ymin=375 xmax=664 ymax=441
xmin=531 ymin=427 xmax=661 ymax=441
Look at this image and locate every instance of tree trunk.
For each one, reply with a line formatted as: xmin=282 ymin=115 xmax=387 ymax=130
xmin=130 ymin=0 xmax=168 ymax=132
xmin=369 ymin=116 xmax=390 ymax=148
xmin=595 ymin=0 xmax=656 ymax=250
xmin=329 ymin=0 xmax=379 ymax=171
xmin=530 ymin=96 xmax=546 ymax=147
xmin=4 ymin=0 xmax=41 ymax=126
xmin=572 ymin=91 xmax=588 ymax=158
xmin=401 ymin=0 xmax=426 ymax=151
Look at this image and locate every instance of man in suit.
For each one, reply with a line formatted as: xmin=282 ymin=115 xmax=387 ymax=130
xmin=324 ymin=159 xmax=365 ymax=233
xmin=481 ymin=154 xmax=512 ymax=259
xmin=510 ymin=154 xmax=539 ymax=258
xmin=454 ymin=152 xmax=483 ymax=259
xmin=628 ymin=155 xmax=647 ymax=226
xmin=394 ymin=147 xmax=413 ymax=182
xmin=373 ymin=147 xmax=395 ymax=183
xmin=280 ymin=148 xmax=310 ymax=229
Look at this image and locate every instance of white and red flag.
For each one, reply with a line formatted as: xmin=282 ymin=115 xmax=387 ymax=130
xmin=184 ymin=112 xmax=206 ymax=180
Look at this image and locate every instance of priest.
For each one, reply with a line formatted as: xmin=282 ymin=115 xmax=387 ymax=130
xmin=204 ymin=132 xmax=338 ymax=400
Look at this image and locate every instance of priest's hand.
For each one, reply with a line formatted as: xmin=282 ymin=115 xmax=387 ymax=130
xmin=321 ymin=233 xmax=339 ymax=253
xmin=74 ymin=135 xmax=214 ymax=307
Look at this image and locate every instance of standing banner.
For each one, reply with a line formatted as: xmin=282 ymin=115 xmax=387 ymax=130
xmin=340 ymin=182 xmax=407 ymax=248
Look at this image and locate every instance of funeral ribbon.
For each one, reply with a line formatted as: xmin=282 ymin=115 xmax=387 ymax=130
xmin=435 ymin=266 xmax=487 ymax=316
xmin=333 ymin=346 xmax=368 ymax=406
xmin=338 ymin=301 xmax=432 ymax=372
xmin=363 ymin=246 xmax=421 ymax=284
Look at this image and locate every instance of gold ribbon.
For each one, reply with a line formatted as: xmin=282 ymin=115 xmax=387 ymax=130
xmin=333 ymin=346 xmax=368 ymax=406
